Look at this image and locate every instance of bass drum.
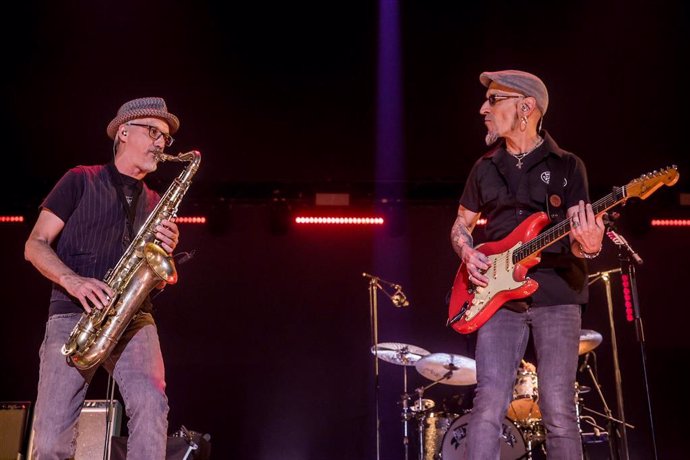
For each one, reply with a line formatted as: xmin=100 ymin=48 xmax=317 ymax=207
xmin=440 ymin=412 xmax=527 ymax=459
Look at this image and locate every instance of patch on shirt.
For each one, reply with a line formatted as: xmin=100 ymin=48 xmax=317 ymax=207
xmin=540 ymin=171 xmax=567 ymax=186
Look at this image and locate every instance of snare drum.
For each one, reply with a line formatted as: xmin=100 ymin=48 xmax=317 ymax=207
xmin=440 ymin=412 xmax=528 ymax=459
xmin=507 ymin=370 xmax=542 ymax=423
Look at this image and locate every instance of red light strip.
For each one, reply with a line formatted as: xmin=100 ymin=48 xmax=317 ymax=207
xmin=0 ymin=215 xmax=24 ymax=223
xmin=175 ymin=216 xmax=207 ymax=224
xmin=620 ymin=274 xmax=634 ymax=322
xmin=295 ymin=216 xmax=384 ymax=225
xmin=651 ymin=219 xmax=690 ymax=227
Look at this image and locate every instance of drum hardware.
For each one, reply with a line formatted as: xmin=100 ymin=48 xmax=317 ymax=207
xmin=578 ymin=348 xmax=635 ymax=460
xmin=371 ymin=341 xmax=431 ymax=460
xmin=411 ymin=368 xmax=463 ymax=460
xmin=588 ymin=267 xmax=633 ymax=460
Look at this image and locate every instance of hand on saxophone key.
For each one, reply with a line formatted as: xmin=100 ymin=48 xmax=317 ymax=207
xmin=60 ymin=273 xmax=115 ymax=313
xmin=156 ymin=219 xmax=180 ymax=254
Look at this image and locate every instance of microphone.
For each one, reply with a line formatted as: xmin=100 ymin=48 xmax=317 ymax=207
xmin=391 ymin=288 xmax=410 ymax=307
xmin=579 ymin=352 xmax=591 ymax=373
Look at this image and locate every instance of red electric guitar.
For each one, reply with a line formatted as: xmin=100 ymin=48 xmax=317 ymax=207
xmin=447 ymin=166 xmax=679 ymax=334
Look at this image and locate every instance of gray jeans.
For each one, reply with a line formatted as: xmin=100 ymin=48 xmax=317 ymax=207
xmin=466 ymin=304 xmax=583 ymax=459
xmin=32 ymin=312 xmax=169 ymax=460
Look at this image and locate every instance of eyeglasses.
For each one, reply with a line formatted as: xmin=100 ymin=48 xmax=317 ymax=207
xmin=126 ymin=123 xmax=174 ymax=147
xmin=486 ymin=94 xmax=523 ymax=106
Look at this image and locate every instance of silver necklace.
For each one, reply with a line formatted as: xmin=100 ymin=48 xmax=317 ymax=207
xmin=513 ymin=137 xmax=544 ymax=169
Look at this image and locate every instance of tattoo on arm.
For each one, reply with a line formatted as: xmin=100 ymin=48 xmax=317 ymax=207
xmin=451 ymin=217 xmax=474 ymax=258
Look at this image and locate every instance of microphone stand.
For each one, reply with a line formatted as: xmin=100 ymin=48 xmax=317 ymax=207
xmin=363 ymin=272 xmax=410 ymax=460
xmin=588 ymin=267 xmax=628 ymax=460
xmin=607 ymin=226 xmax=659 ymax=459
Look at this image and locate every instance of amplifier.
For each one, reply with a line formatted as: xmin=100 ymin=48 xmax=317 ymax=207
xmin=27 ymin=399 xmax=122 ymax=460
xmin=0 ymin=401 xmax=31 ymax=460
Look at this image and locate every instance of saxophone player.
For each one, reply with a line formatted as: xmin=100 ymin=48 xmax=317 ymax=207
xmin=24 ymin=97 xmax=181 ymax=459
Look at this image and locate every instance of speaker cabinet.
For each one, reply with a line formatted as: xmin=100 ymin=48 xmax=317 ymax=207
xmin=27 ymin=399 xmax=122 ymax=460
xmin=0 ymin=401 xmax=31 ymax=460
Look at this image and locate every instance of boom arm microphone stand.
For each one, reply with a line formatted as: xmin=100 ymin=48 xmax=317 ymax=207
xmin=363 ymin=272 xmax=410 ymax=460
xmin=606 ymin=219 xmax=659 ymax=460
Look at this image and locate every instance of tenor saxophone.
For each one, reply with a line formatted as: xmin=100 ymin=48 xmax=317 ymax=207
xmin=61 ymin=150 xmax=201 ymax=370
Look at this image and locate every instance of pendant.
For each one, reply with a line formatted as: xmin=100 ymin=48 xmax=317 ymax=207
xmin=516 ymin=158 xmax=524 ymax=169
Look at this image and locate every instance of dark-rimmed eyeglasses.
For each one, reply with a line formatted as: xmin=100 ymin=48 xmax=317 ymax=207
xmin=487 ymin=94 xmax=523 ymax=106
xmin=126 ymin=123 xmax=174 ymax=147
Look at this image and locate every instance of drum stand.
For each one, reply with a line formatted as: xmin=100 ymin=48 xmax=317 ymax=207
xmin=579 ymin=351 xmax=634 ymax=459
xmin=404 ymin=372 xmax=453 ymax=460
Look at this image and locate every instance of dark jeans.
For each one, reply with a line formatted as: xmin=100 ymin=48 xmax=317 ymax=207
xmin=466 ymin=304 xmax=583 ymax=459
xmin=32 ymin=312 xmax=168 ymax=460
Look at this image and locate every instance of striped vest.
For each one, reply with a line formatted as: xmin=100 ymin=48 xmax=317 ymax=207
xmin=50 ymin=164 xmax=159 ymax=305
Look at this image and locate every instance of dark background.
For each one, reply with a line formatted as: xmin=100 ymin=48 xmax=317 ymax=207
xmin=1 ymin=1 xmax=689 ymax=459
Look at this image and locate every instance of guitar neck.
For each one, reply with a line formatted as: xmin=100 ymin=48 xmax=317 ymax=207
xmin=513 ymin=186 xmax=628 ymax=263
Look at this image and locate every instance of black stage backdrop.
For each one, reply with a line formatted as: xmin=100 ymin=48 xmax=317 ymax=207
xmin=2 ymin=1 xmax=690 ymax=459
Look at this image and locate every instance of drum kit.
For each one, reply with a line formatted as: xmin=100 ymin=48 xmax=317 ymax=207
xmin=371 ymin=329 xmax=606 ymax=460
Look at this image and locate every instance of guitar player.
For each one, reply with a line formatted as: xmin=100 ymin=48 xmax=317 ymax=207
xmin=450 ymin=69 xmax=605 ymax=459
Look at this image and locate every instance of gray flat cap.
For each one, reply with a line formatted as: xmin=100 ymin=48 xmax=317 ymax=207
xmin=480 ymin=70 xmax=549 ymax=115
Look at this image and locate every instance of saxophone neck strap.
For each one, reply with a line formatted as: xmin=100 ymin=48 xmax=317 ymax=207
xmin=106 ymin=162 xmax=143 ymax=240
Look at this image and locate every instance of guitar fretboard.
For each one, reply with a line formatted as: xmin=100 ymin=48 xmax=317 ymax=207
xmin=512 ymin=186 xmax=627 ymax=263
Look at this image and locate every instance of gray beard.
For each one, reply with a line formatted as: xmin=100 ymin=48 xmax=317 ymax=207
xmin=485 ymin=131 xmax=499 ymax=146
xmin=485 ymin=115 xmax=521 ymax=146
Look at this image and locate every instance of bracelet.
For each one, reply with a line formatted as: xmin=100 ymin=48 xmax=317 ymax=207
xmin=579 ymin=243 xmax=601 ymax=259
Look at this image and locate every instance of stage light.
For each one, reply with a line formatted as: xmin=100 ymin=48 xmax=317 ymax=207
xmin=650 ymin=219 xmax=690 ymax=227
xmin=620 ymin=274 xmax=634 ymax=322
xmin=0 ymin=215 xmax=24 ymax=223
xmin=175 ymin=216 xmax=207 ymax=224
xmin=294 ymin=216 xmax=384 ymax=225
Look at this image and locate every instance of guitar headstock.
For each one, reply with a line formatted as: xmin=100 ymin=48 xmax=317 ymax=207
xmin=625 ymin=166 xmax=679 ymax=200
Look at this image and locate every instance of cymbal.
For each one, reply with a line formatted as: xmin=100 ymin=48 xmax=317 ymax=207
xmin=415 ymin=352 xmax=477 ymax=386
xmin=371 ymin=342 xmax=431 ymax=366
xmin=579 ymin=330 xmax=603 ymax=355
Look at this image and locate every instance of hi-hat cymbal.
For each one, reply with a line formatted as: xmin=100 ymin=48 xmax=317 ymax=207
xmin=371 ymin=342 xmax=431 ymax=366
xmin=415 ymin=352 xmax=477 ymax=386
xmin=579 ymin=330 xmax=603 ymax=355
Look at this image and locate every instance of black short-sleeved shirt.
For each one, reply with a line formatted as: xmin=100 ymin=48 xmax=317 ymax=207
xmin=459 ymin=131 xmax=590 ymax=307
xmin=42 ymin=163 xmax=145 ymax=315
xmin=43 ymin=165 xmax=142 ymax=224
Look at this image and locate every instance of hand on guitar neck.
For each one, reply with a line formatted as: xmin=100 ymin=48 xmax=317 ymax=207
xmin=568 ymin=200 xmax=605 ymax=257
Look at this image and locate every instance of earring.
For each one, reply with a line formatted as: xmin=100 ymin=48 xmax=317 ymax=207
xmin=520 ymin=116 xmax=527 ymax=132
